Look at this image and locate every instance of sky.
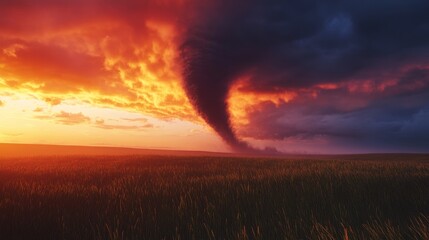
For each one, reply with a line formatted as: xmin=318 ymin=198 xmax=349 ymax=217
xmin=1 ymin=0 xmax=429 ymax=154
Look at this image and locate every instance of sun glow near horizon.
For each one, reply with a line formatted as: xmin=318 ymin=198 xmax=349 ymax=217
xmin=0 ymin=93 xmax=228 ymax=152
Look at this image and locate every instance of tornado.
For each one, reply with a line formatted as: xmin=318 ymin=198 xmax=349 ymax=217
xmin=180 ymin=29 xmax=254 ymax=152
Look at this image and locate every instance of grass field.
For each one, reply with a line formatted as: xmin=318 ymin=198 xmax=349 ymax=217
xmin=0 ymin=153 xmax=428 ymax=239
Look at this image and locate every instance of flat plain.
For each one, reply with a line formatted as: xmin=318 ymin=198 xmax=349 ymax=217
xmin=0 ymin=148 xmax=428 ymax=239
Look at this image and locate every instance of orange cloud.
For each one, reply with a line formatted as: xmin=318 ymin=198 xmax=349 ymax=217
xmin=122 ymin=117 xmax=149 ymax=123
xmin=54 ymin=111 xmax=91 ymax=125
xmin=0 ymin=0 xmax=200 ymax=124
xmin=228 ymin=78 xmax=297 ymax=126
xmin=95 ymin=118 xmax=154 ymax=130
xmin=33 ymin=107 xmax=44 ymax=112
xmin=43 ymin=97 xmax=62 ymax=106
xmin=0 ymin=41 xmax=117 ymax=93
xmin=2 ymin=43 xmax=25 ymax=58
xmin=35 ymin=111 xmax=91 ymax=125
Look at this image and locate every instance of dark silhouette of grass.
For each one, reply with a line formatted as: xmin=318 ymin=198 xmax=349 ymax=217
xmin=0 ymin=155 xmax=427 ymax=239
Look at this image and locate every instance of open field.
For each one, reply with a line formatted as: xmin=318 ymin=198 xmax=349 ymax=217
xmin=0 ymin=152 xmax=428 ymax=239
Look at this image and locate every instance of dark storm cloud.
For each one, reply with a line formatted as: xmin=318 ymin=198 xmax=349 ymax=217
xmin=239 ymin=80 xmax=429 ymax=152
xmin=180 ymin=0 xmax=429 ymax=152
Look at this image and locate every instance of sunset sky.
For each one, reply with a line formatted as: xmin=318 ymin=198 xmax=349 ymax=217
xmin=1 ymin=0 xmax=429 ymax=153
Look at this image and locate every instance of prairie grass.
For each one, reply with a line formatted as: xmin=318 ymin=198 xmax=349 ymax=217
xmin=0 ymin=154 xmax=427 ymax=239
